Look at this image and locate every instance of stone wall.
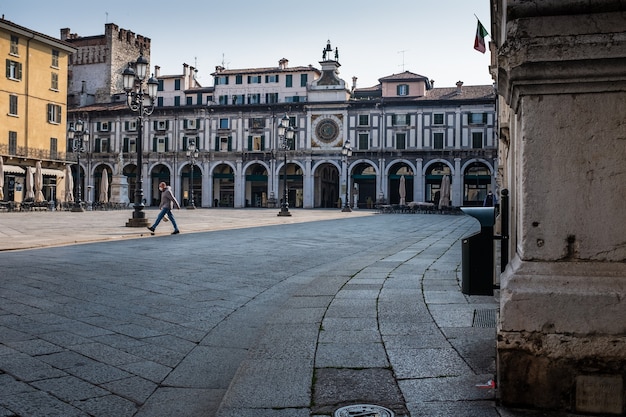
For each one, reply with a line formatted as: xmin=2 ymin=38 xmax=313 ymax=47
xmin=491 ymin=0 xmax=626 ymax=414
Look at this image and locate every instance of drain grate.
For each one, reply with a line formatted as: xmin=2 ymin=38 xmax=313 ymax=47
xmin=472 ymin=309 xmax=497 ymax=327
xmin=334 ymin=404 xmax=394 ymax=417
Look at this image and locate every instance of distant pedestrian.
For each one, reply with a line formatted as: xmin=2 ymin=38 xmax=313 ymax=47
xmin=483 ymin=191 xmax=495 ymax=207
xmin=148 ymin=182 xmax=180 ymax=235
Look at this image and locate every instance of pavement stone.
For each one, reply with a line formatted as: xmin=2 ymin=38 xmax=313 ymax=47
xmin=0 ymin=208 xmax=578 ymax=416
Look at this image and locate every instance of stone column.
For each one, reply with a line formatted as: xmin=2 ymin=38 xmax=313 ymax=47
xmin=491 ymin=1 xmax=626 ymax=413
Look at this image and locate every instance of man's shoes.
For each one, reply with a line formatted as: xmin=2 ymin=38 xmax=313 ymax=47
xmin=171 ymin=230 xmax=180 ymax=235
xmin=147 ymin=226 xmax=155 ymax=233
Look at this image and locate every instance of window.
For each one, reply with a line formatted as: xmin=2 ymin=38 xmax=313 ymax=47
xmin=123 ymin=138 xmax=137 ymax=153
xmin=125 ymin=120 xmax=137 ymax=131
xmin=184 ymin=119 xmax=199 ymax=129
xmin=300 ymin=74 xmax=308 ymax=87
xmin=186 ymin=97 xmax=193 ymax=105
xmin=232 ymin=94 xmax=244 ymax=105
xmin=247 ymin=93 xmax=260 ymax=104
xmin=397 ymin=84 xmax=409 ymax=96
xmin=155 ymin=120 xmax=169 ymax=131
xmin=358 ymin=133 xmax=369 ymax=150
xmin=51 ymin=72 xmax=59 ymax=90
xmin=216 ymin=75 xmax=229 ymax=85
xmin=219 ymin=118 xmax=229 ymax=129
xmin=95 ymin=138 xmax=109 ymax=153
xmin=266 ymin=93 xmax=278 ymax=103
xmin=470 ymin=112 xmax=488 ymax=124
xmin=235 ymin=75 xmax=243 ymax=84
xmin=472 ymin=132 xmax=483 ymax=148
xmin=248 ymin=75 xmax=261 ymax=84
xmin=98 ymin=122 xmax=110 ymax=132
xmin=6 ymin=60 xmax=22 ymax=80
xmin=47 ymin=104 xmax=62 ymax=124
xmin=218 ymin=136 xmax=230 ymax=151
xmin=392 ymin=114 xmax=408 ymax=126
xmin=218 ymin=95 xmax=228 ymax=105
xmin=174 ymin=79 xmax=181 ymax=90
xmin=10 ymin=36 xmax=18 ymax=55
xmin=266 ymin=74 xmax=278 ymax=83
xmin=9 ymin=95 xmax=18 ymax=116
xmin=249 ymin=135 xmax=263 ymax=151
xmin=156 ymin=137 xmax=166 ymax=152
xmin=51 ymin=50 xmax=59 ymax=68
xmin=396 ymin=133 xmax=406 ymax=150
xmin=157 ymin=97 xmax=163 ymax=107
xmin=157 ymin=80 xmax=164 ymax=91
xmin=433 ymin=113 xmax=444 ymax=125
xmin=286 ymin=74 xmax=293 ymax=87
xmin=9 ymin=132 xmax=17 ymax=154
xmin=174 ymin=96 xmax=180 ymax=106
xmin=358 ymin=114 xmax=369 ymax=126
xmin=433 ymin=132 xmax=444 ymax=149
xmin=50 ymin=138 xmax=58 ymax=159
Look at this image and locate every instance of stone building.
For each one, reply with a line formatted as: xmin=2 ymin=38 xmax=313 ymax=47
xmin=491 ymin=1 xmax=626 ymax=414
xmin=64 ymin=31 xmax=497 ymax=210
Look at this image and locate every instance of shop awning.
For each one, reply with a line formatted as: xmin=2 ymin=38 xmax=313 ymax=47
xmin=40 ymin=168 xmax=65 ymax=177
xmin=2 ymin=165 xmax=25 ymax=174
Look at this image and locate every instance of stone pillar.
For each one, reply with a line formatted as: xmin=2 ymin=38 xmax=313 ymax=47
xmin=491 ymin=1 xmax=626 ymax=414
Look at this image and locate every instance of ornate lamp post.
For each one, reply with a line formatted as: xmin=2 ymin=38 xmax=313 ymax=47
xmin=122 ymin=52 xmax=158 ymax=227
xmin=341 ymin=139 xmax=353 ymax=212
xmin=186 ymin=138 xmax=199 ymax=209
xmin=67 ymin=119 xmax=89 ymax=212
xmin=277 ymin=114 xmax=294 ymax=217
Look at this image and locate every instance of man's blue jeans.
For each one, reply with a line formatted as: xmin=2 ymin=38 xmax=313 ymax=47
xmin=151 ymin=208 xmax=179 ymax=231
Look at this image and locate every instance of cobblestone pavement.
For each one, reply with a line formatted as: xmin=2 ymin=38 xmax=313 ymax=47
xmin=0 ymin=209 xmax=574 ymax=416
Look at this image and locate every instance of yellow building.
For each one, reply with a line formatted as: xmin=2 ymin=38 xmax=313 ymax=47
xmin=0 ymin=17 xmax=75 ymax=205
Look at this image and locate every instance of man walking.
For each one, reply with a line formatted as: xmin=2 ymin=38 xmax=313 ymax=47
xmin=148 ymin=182 xmax=181 ymax=235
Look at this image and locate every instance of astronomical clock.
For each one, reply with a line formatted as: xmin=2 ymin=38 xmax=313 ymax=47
xmin=311 ymin=114 xmax=343 ymax=148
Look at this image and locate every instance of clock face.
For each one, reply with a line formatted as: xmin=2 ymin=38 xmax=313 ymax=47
xmin=315 ymin=118 xmax=340 ymax=143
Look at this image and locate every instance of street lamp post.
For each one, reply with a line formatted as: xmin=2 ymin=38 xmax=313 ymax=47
xmin=186 ymin=138 xmax=199 ymax=209
xmin=67 ymin=119 xmax=89 ymax=212
xmin=341 ymin=139 xmax=353 ymax=212
xmin=122 ymin=52 xmax=158 ymax=227
xmin=277 ymin=114 xmax=294 ymax=217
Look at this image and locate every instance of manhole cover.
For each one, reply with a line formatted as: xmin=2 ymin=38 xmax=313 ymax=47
xmin=334 ymin=404 xmax=395 ymax=417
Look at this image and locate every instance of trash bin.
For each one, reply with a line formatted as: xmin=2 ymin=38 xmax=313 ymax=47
xmin=460 ymin=207 xmax=496 ymax=296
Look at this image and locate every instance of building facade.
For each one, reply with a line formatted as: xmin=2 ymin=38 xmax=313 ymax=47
xmin=64 ymin=36 xmax=496 ymax=210
xmin=0 ymin=17 xmax=76 ymax=205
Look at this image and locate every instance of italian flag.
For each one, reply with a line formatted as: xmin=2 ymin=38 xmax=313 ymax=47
xmin=474 ymin=19 xmax=488 ymax=53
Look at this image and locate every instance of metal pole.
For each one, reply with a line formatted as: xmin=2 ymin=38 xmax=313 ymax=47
xmin=500 ymin=188 xmax=509 ymax=272
xmin=342 ymin=155 xmax=351 ymax=212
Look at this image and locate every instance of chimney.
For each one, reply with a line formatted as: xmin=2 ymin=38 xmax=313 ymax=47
xmin=456 ymin=80 xmax=463 ymax=94
xmin=154 ymin=65 xmax=160 ymax=78
xmin=352 ymin=76 xmax=358 ymax=91
xmin=279 ymin=58 xmax=289 ymax=70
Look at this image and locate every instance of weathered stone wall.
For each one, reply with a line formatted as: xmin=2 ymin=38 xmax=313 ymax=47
xmin=492 ymin=0 xmax=626 ymax=413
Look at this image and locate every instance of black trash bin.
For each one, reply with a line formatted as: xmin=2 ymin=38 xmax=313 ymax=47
xmin=460 ymin=207 xmax=496 ymax=295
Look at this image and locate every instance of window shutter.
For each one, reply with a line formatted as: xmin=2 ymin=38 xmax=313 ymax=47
xmin=247 ymin=136 xmax=252 ymax=151
xmin=95 ymin=138 xmax=101 ymax=153
xmin=153 ymin=121 xmax=158 ymax=130
xmin=391 ymin=114 xmax=397 ymax=126
xmin=17 ymin=62 xmax=22 ymax=79
xmin=483 ymin=113 xmax=488 ymax=123
xmin=196 ymin=118 xmax=200 ymax=128
xmin=396 ymin=85 xmax=401 ymax=95
xmin=227 ymin=136 xmax=232 ymax=151
xmin=183 ymin=119 xmax=188 ymax=129
xmin=123 ymin=138 xmax=129 ymax=152
xmin=5 ymin=60 xmax=9 ymax=78
xmin=183 ymin=136 xmax=188 ymax=151
xmin=97 ymin=122 xmax=101 ymax=131
xmin=153 ymin=137 xmax=158 ymax=152
xmin=261 ymin=135 xmax=265 ymax=151
xmin=214 ymin=136 xmax=220 ymax=151
xmin=165 ymin=137 xmax=169 ymax=151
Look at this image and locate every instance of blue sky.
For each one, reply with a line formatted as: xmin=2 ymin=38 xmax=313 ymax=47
xmin=2 ymin=0 xmax=492 ymax=89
